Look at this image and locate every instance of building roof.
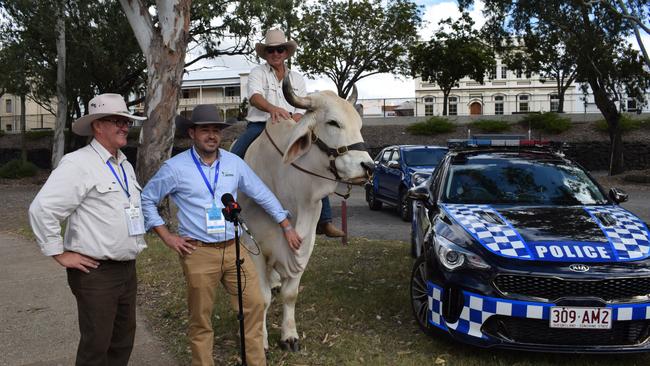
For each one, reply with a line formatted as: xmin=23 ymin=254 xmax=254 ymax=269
xmin=182 ymin=67 xmax=257 ymax=88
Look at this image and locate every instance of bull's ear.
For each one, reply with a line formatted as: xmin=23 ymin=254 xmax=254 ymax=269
xmin=283 ymin=115 xmax=316 ymax=164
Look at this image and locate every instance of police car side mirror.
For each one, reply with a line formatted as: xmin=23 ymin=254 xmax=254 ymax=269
xmin=408 ymin=185 xmax=429 ymax=201
xmin=609 ymin=187 xmax=628 ymax=203
xmin=388 ymin=161 xmax=400 ymax=169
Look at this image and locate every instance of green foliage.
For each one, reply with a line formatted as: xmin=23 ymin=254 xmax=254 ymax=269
xmin=0 ymin=159 xmax=38 ymax=179
xmin=127 ymin=126 xmax=141 ymax=140
xmin=0 ymin=130 xmax=5 ymax=138
xmin=25 ymin=129 xmax=54 ymax=140
xmin=406 ymin=117 xmax=456 ymax=135
xmin=296 ymin=0 xmax=422 ymax=97
xmin=594 ymin=115 xmax=645 ymax=133
xmin=520 ymin=112 xmax=571 ymax=134
xmin=470 ymin=119 xmax=510 ymax=133
xmin=410 ymin=13 xmax=495 ymax=115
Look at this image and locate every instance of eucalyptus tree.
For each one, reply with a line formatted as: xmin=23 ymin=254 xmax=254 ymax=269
xmin=462 ymin=0 xmax=650 ymax=174
xmin=410 ymin=13 xmax=495 ymax=116
xmin=295 ymin=0 xmax=422 ymax=98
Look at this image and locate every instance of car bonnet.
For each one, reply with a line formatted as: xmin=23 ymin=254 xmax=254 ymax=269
xmin=441 ymin=204 xmax=650 ymax=263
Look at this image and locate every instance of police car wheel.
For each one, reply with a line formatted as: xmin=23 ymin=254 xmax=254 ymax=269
xmin=410 ymin=255 xmax=434 ymax=336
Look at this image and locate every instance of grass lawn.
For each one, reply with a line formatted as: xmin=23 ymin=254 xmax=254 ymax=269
xmin=137 ymin=236 xmax=650 ymax=366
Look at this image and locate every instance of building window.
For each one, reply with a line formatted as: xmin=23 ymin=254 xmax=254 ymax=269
xmin=489 ymin=66 xmax=497 ymax=80
xmin=525 ymin=71 xmax=532 ymax=78
xmin=516 ymin=69 xmax=523 ymax=78
xmin=518 ymin=94 xmax=529 ymax=113
xmin=448 ymin=96 xmax=458 ymax=116
xmin=423 ymin=97 xmax=434 ymax=116
xmin=181 ymin=89 xmax=190 ymax=99
xmin=494 ymin=95 xmax=504 ymax=115
xmin=5 ymin=124 xmax=12 ymax=131
xmin=627 ymin=98 xmax=637 ymax=112
xmin=501 ymin=67 xmax=507 ymax=79
xmin=550 ymin=94 xmax=560 ymax=112
xmin=5 ymin=99 xmax=12 ymax=113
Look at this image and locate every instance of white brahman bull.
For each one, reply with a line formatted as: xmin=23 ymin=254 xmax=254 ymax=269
xmin=238 ymin=76 xmax=374 ymax=351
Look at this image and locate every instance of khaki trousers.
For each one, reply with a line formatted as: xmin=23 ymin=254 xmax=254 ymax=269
xmin=180 ymin=244 xmax=266 ymax=366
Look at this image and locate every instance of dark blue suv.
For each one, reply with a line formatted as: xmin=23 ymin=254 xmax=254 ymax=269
xmin=365 ymin=145 xmax=448 ymax=221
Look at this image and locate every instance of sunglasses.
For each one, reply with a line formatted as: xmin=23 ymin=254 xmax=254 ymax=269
xmin=101 ymin=117 xmax=134 ymax=128
xmin=266 ymin=46 xmax=287 ymax=54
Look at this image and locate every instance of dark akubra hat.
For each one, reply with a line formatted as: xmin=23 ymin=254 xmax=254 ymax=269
xmin=175 ymin=104 xmax=234 ymax=136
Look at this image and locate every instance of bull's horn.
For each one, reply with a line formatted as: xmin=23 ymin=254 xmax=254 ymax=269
xmin=347 ymin=84 xmax=358 ymax=105
xmin=282 ymin=75 xmax=311 ymax=110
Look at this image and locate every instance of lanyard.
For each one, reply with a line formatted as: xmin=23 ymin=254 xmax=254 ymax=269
xmin=191 ymin=149 xmax=220 ymax=199
xmin=106 ymin=161 xmax=130 ymax=199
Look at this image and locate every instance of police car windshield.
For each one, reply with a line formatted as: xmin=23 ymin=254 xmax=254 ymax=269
xmin=442 ymin=156 xmax=607 ymax=205
xmin=403 ymin=149 xmax=447 ymax=166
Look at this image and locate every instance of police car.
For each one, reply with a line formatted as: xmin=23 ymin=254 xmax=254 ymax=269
xmin=408 ymin=137 xmax=650 ymax=352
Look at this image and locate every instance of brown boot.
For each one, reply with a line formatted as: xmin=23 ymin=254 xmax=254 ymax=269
xmin=316 ymin=222 xmax=345 ymax=237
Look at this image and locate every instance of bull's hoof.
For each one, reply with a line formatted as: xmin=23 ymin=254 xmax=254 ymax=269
xmin=278 ymin=338 xmax=300 ymax=352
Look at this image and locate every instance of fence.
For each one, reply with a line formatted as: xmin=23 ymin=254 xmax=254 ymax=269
xmin=1 ymin=114 xmax=56 ymax=132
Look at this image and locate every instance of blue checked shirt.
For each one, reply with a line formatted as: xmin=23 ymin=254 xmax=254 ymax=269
xmin=141 ymin=147 xmax=289 ymax=243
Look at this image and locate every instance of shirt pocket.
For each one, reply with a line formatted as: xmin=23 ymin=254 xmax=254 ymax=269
xmin=95 ymin=182 xmax=121 ymax=195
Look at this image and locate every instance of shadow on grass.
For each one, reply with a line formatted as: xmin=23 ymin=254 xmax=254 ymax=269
xmin=137 ymin=236 xmax=650 ymax=366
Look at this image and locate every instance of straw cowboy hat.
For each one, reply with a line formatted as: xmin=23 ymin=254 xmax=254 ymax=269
xmin=255 ymin=28 xmax=298 ymax=60
xmin=175 ymin=104 xmax=234 ymax=137
xmin=72 ymin=93 xmax=146 ymax=136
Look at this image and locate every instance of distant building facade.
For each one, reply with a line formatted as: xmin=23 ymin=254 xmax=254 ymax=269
xmin=414 ymin=58 xmax=647 ymax=117
xmin=0 ymin=94 xmax=56 ymax=132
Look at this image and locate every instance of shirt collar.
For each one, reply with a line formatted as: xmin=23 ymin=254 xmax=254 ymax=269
xmin=191 ymin=146 xmax=220 ymax=168
xmin=90 ymin=139 xmax=127 ymax=164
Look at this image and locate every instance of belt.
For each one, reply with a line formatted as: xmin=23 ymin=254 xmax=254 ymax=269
xmin=187 ymin=239 xmax=235 ymax=248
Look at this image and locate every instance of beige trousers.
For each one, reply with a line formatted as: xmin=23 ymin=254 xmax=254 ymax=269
xmin=180 ymin=244 xmax=266 ymax=366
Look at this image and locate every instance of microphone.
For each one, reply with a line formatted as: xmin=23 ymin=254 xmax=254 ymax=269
xmin=221 ymin=193 xmax=241 ymax=222
xmin=221 ymin=193 xmax=257 ymax=245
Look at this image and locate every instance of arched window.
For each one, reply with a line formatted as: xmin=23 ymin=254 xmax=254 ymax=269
xmin=550 ymin=94 xmax=559 ymax=112
xmin=423 ymin=96 xmax=434 ymax=116
xmin=448 ymin=96 xmax=458 ymax=116
xmin=518 ymin=94 xmax=530 ymax=113
xmin=494 ymin=95 xmax=505 ymax=115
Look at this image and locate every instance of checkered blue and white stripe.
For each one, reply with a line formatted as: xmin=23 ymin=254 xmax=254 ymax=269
xmin=442 ymin=204 xmax=532 ymax=259
xmin=585 ymin=206 xmax=650 ymax=260
xmin=427 ymin=282 xmax=650 ymax=339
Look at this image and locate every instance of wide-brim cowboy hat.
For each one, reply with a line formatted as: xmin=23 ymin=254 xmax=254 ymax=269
xmin=72 ymin=93 xmax=146 ymax=136
xmin=255 ymin=28 xmax=298 ymax=61
xmin=175 ymin=104 xmax=235 ymax=137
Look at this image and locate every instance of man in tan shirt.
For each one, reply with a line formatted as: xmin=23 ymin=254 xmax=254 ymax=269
xmin=29 ymin=93 xmax=146 ymax=366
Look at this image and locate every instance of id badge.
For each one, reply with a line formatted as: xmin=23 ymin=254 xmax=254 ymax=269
xmin=205 ymin=201 xmax=225 ymax=234
xmin=124 ymin=203 xmax=146 ymax=236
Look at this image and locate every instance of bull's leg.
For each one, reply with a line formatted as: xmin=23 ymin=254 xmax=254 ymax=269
xmin=270 ymin=269 xmax=282 ymax=296
xmin=249 ymin=252 xmax=272 ymax=351
xmin=278 ymin=274 xmax=303 ymax=352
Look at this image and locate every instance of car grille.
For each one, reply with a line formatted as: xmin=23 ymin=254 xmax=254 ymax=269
xmin=493 ymin=275 xmax=650 ymax=302
xmin=483 ymin=316 xmax=650 ymax=346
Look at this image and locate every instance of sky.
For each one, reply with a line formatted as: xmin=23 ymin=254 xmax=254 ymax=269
xmin=188 ymin=0 xmax=649 ymax=100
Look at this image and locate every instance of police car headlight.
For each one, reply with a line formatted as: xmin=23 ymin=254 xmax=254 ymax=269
xmin=434 ymin=235 xmax=490 ymax=271
xmin=411 ymin=172 xmax=429 ymax=187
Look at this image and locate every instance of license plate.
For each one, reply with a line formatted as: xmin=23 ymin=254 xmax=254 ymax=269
xmin=549 ymin=306 xmax=612 ymax=329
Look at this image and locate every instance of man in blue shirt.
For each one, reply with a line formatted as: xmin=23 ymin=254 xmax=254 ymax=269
xmin=141 ymin=105 xmax=301 ymax=366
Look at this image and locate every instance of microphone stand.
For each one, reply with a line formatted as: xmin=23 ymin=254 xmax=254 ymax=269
xmin=226 ymin=210 xmax=247 ymax=366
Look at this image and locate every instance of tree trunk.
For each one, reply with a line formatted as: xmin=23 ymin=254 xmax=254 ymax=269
xmin=590 ymin=82 xmax=624 ymax=175
xmin=557 ymin=89 xmax=565 ymax=114
xmin=20 ymin=95 xmax=26 ymax=162
xmin=52 ymin=6 xmax=66 ymax=169
xmin=442 ymin=91 xmax=449 ymax=116
xmin=136 ymin=35 xmax=187 ymax=185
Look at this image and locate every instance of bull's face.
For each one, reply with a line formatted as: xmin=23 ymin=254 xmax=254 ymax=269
xmin=281 ymin=76 xmax=374 ymax=184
